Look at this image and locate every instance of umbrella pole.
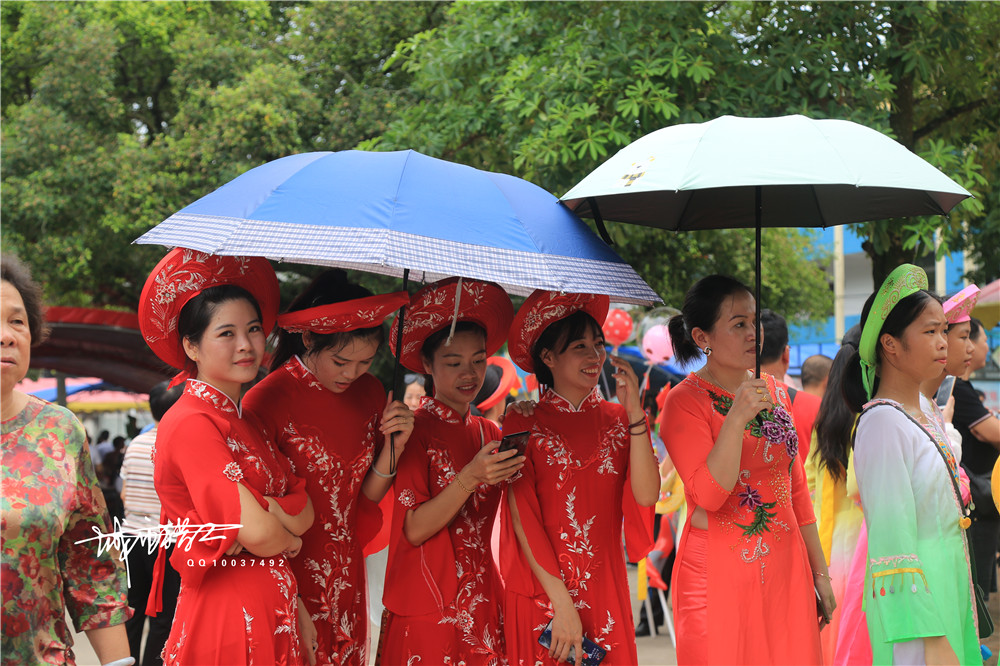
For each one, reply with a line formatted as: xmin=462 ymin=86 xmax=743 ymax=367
xmin=389 ymin=268 xmax=411 ymax=474
xmin=600 ymin=348 xmax=616 ymax=399
xmin=755 ymin=185 xmax=762 ymax=379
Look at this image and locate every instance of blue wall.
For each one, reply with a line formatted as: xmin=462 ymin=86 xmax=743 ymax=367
xmin=788 ymin=227 xmax=967 ymax=375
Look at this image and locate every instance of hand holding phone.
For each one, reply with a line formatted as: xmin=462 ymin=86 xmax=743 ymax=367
xmin=935 ymin=375 xmax=957 ymax=408
xmin=815 ymin=586 xmax=831 ymax=626
xmin=498 ymin=430 xmax=530 ymax=456
xmin=538 ymin=619 xmax=607 ymax=665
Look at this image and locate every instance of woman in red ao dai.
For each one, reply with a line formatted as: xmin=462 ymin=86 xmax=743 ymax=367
xmin=501 ymin=291 xmax=660 ymax=666
xmin=243 ymin=270 xmax=415 ymax=666
xmin=139 ymin=249 xmax=315 ymax=665
xmin=379 ymin=278 xmax=523 ymax=665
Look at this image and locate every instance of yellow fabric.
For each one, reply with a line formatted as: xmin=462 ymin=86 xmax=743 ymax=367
xmin=656 ymin=470 xmax=684 ymax=515
xmin=806 ymin=432 xmax=837 ymax=563
xmin=637 ymin=558 xmax=648 ymax=601
xmin=68 ymin=401 xmax=149 ymax=413
xmin=993 ymin=456 xmax=1000 ymax=515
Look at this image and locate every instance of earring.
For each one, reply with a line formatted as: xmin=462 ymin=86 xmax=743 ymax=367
xmin=704 ymin=346 xmax=712 ymax=357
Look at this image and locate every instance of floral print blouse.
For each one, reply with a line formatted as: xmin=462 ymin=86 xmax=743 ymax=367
xmin=2 ymin=396 xmax=130 ymax=665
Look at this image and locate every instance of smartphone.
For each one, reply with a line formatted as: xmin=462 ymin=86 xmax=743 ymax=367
xmin=498 ymin=430 xmax=530 ymax=455
xmin=935 ymin=375 xmax=957 ymax=407
xmin=815 ymin=586 xmax=831 ymax=624
xmin=537 ymin=619 xmax=607 ymax=666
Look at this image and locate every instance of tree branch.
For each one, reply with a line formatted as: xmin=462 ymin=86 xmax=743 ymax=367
xmin=914 ymin=98 xmax=989 ymax=142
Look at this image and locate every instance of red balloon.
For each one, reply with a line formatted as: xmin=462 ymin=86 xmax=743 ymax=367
xmin=602 ymin=308 xmax=634 ymax=347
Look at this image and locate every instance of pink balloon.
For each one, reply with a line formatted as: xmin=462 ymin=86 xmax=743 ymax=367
xmin=642 ymin=324 xmax=673 ymax=364
xmin=602 ymin=308 xmax=634 ymax=347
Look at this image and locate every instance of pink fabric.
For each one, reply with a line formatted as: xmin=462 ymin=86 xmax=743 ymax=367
xmin=833 ymin=522 xmax=872 ymax=666
xmin=959 ymin=467 xmax=972 ymax=506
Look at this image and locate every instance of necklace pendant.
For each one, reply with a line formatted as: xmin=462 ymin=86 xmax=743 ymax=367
xmin=960 ymin=516 xmax=972 ymax=530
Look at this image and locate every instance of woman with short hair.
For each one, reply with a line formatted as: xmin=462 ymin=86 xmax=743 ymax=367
xmin=1 ymin=253 xmax=132 ymax=666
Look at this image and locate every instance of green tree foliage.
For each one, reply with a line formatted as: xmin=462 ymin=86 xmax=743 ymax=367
xmin=1 ymin=1 xmax=442 ymax=309
xmin=281 ymin=1 xmax=448 ymax=150
xmin=369 ymin=1 xmax=833 ymax=318
xmin=721 ymin=1 xmax=999 ymax=283
xmin=2 ymin=0 xmax=995 ymax=325
xmin=2 ymin=1 xmax=288 ymax=306
xmin=373 ymin=0 xmax=998 ymax=290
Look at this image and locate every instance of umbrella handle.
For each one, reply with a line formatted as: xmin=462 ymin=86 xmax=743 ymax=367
xmin=588 ymin=198 xmax=614 ymax=246
xmin=755 ymin=186 xmax=762 ymax=379
xmin=389 ymin=269 xmax=411 ymax=474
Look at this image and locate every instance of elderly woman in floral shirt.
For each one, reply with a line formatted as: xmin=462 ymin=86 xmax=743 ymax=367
xmin=1 ymin=253 xmax=132 ymax=666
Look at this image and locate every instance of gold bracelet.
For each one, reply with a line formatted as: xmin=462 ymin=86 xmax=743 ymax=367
xmin=813 ymin=571 xmax=832 ymax=580
xmin=455 ymin=474 xmax=475 ymax=493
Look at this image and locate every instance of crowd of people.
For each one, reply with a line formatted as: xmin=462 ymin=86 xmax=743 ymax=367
xmin=2 ymin=247 xmax=998 ymax=666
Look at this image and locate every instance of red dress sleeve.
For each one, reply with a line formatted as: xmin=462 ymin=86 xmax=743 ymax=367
xmin=499 ymin=411 xmax=561 ymax=598
xmin=770 ymin=377 xmax=817 ymax=528
xmin=791 ymin=455 xmax=816 ymax=527
xmin=662 ymin=382 xmax=733 ymax=512
xmin=621 ymin=414 xmax=655 ymax=563
xmin=358 ymin=376 xmax=390 ymax=555
xmin=247 ymin=410 xmax=310 ymax=517
xmin=381 ymin=420 xmax=458 ymax=616
xmin=157 ymin=411 xmax=254 ymax=585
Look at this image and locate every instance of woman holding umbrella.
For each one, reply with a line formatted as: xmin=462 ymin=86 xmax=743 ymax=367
xmin=501 ymin=290 xmax=660 ymax=666
xmin=139 ymin=249 xmax=314 ymax=665
xmin=379 ymin=277 xmax=522 ymax=665
xmin=662 ymin=274 xmax=827 ymax=665
xmin=242 ymin=269 xmax=415 ymax=666
xmin=846 ymin=264 xmax=980 ymax=665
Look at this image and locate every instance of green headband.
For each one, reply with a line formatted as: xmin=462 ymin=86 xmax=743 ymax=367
xmin=859 ymin=263 xmax=929 ymax=400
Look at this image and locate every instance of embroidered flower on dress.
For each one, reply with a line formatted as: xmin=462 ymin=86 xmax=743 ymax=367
xmin=756 ymin=405 xmax=799 ymax=459
xmin=760 ymin=420 xmax=786 ymax=443
xmin=456 ymin=609 xmax=475 ymax=633
xmin=398 ymin=489 xmax=416 ymax=509
xmin=223 ymin=461 xmax=244 ymax=482
xmin=773 ymin=406 xmax=794 ymax=430
xmin=738 ymin=486 xmax=764 ymax=510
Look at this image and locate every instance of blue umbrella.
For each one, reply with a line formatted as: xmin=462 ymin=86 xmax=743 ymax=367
xmin=134 ymin=149 xmax=659 ymax=306
xmin=135 ymin=149 xmax=660 ymax=472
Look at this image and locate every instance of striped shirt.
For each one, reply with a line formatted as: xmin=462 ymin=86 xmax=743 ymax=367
xmin=120 ymin=427 xmax=161 ymax=533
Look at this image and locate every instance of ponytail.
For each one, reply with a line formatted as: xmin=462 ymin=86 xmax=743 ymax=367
xmin=668 ymin=314 xmax=701 ymax=364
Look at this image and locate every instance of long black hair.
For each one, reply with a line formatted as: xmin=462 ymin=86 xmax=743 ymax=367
xmin=813 ymin=327 xmax=860 ymax=481
xmin=271 ymin=270 xmax=383 ymax=371
xmin=843 ymin=288 xmax=941 ymax=414
xmin=667 ymin=275 xmax=753 ymax=364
